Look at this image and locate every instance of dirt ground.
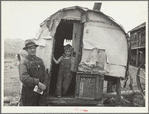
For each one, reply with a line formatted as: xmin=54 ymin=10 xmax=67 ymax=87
xmin=3 ymin=58 xmax=146 ymax=107
xmin=3 ymin=58 xmax=21 ymax=106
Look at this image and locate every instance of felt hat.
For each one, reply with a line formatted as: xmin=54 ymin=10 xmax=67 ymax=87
xmin=23 ymin=40 xmax=39 ymax=50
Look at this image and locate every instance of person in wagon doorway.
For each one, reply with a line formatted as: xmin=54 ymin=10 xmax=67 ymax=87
xmin=19 ymin=40 xmax=49 ymax=106
xmin=53 ymin=44 xmax=73 ymax=98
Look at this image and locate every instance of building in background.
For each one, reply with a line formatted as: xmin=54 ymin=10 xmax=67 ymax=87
xmin=128 ymin=22 xmax=146 ymax=67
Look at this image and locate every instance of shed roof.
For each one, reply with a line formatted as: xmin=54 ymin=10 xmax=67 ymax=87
xmin=40 ymin=6 xmax=126 ymax=34
xmin=128 ymin=22 xmax=146 ymax=33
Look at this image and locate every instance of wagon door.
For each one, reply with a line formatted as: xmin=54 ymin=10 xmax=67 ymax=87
xmin=71 ymin=22 xmax=83 ymax=72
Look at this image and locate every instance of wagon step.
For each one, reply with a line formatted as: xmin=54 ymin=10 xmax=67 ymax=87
xmin=46 ymin=96 xmax=103 ymax=106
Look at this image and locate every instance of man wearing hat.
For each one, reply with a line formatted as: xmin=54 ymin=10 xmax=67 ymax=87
xmin=19 ymin=40 xmax=49 ymax=106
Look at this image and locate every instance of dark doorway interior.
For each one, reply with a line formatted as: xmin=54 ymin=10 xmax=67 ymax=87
xmin=49 ymin=20 xmax=76 ymax=97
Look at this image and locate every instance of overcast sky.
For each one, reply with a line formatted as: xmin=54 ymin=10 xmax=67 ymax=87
xmin=2 ymin=1 xmax=148 ymax=40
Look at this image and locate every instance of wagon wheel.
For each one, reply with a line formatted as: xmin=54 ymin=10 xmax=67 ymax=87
xmin=136 ymin=62 xmax=145 ymax=98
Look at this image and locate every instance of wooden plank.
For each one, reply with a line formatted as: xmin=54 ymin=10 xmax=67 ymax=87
xmin=140 ymin=68 xmax=145 ymax=74
xmin=95 ymin=75 xmax=99 ymax=100
xmin=79 ymin=81 xmax=84 ymax=97
xmin=138 ymin=75 xmax=145 ymax=80
xmin=95 ymin=75 xmax=104 ymax=100
xmin=75 ymin=75 xmax=80 ymax=97
xmin=136 ymin=49 xmax=139 ymax=67
xmin=131 ymin=46 xmax=145 ymax=50
xmin=138 ymin=32 xmax=141 ymax=47
xmin=107 ymin=81 xmax=114 ymax=93
xmin=116 ymin=79 xmax=121 ymax=100
xmin=71 ymin=22 xmax=83 ymax=72
xmin=76 ymin=74 xmax=104 ymax=100
xmin=46 ymin=71 xmax=51 ymax=97
xmin=140 ymin=32 xmax=145 ymax=46
xmin=103 ymin=90 xmax=142 ymax=98
xmin=47 ymin=37 xmax=56 ymax=96
xmin=80 ymin=75 xmax=96 ymax=78
xmin=82 ymin=77 xmax=95 ymax=98
xmin=98 ymin=75 xmax=104 ymax=99
xmin=46 ymin=97 xmax=103 ymax=106
xmin=76 ymin=97 xmax=94 ymax=100
xmin=78 ymin=73 xmax=97 ymax=78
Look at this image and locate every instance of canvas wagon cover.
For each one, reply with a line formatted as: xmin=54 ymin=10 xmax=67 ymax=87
xmin=34 ymin=6 xmax=128 ymax=78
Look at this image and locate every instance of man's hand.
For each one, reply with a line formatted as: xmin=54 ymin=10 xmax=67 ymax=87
xmin=38 ymin=82 xmax=46 ymax=91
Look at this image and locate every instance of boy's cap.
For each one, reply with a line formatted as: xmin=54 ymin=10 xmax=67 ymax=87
xmin=64 ymin=44 xmax=72 ymax=50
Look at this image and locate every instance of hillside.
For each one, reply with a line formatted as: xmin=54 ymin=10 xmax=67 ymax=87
xmin=4 ymin=39 xmax=24 ymax=59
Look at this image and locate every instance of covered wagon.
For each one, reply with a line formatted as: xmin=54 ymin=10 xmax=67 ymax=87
xmin=21 ymin=3 xmax=130 ymax=105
